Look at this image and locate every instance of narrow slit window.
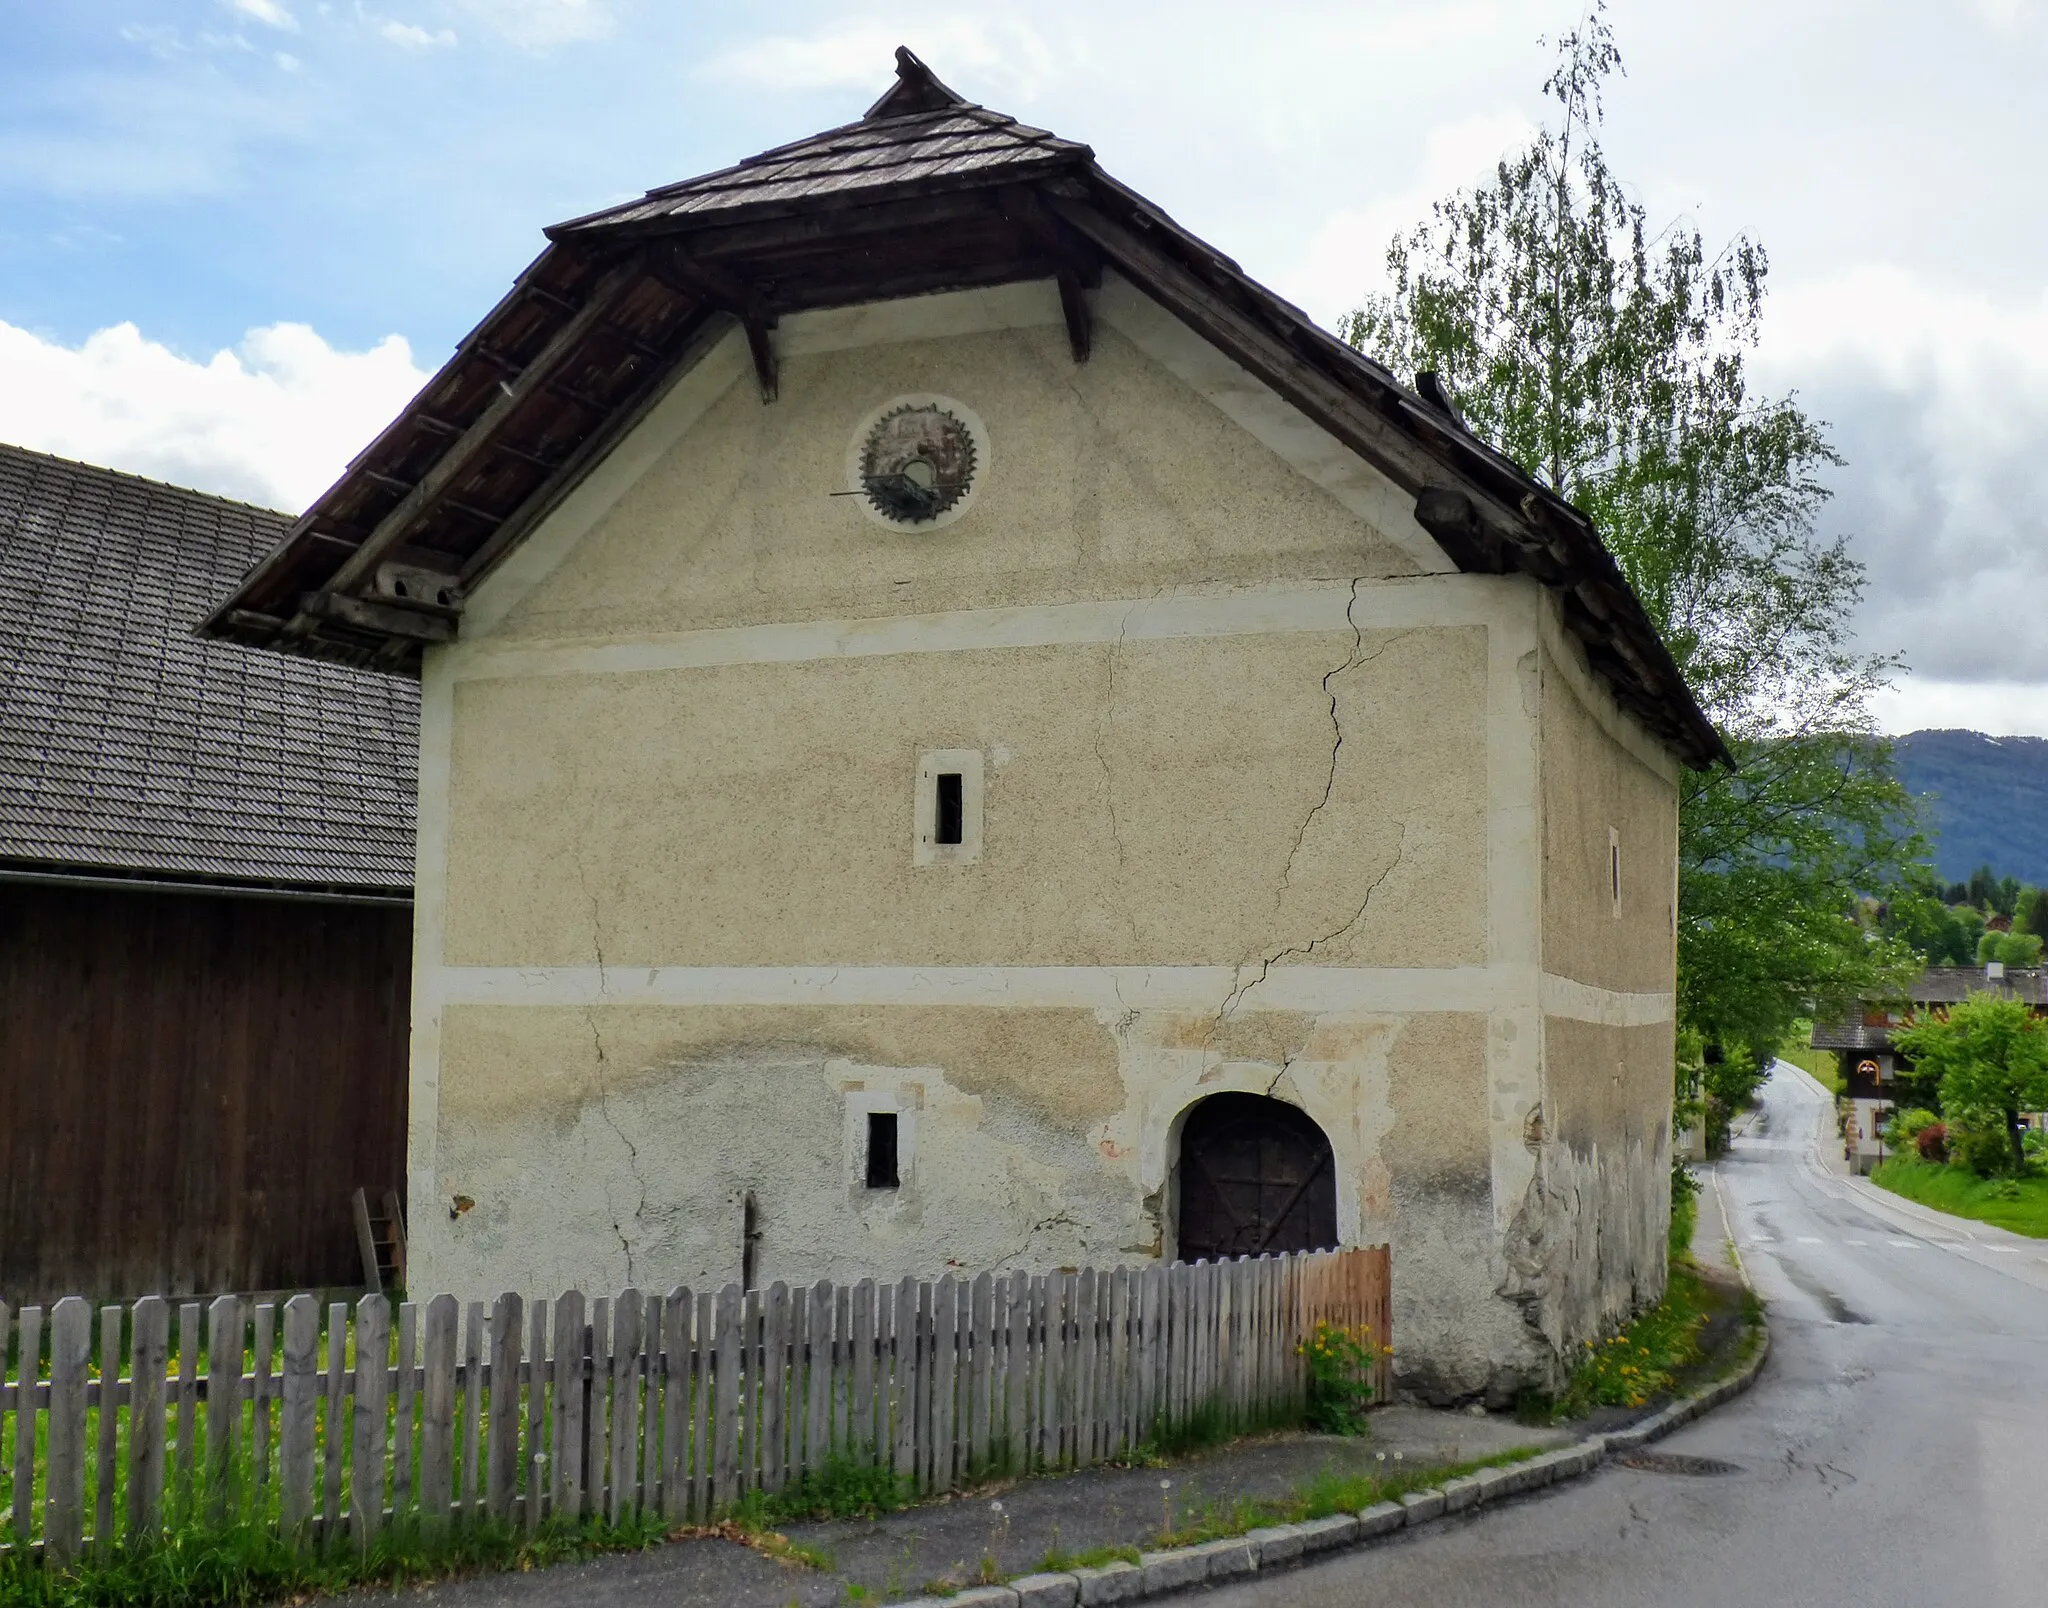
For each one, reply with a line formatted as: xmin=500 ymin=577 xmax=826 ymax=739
xmin=1609 ymin=826 xmax=1622 ymax=918
xmin=934 ymin=772 xmax=964 ymax=846
xmin=866 ymin=1111 xmax=901 ymax=1189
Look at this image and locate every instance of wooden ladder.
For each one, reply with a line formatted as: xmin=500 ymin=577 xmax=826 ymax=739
xmin=352 ymin=1186 xmax=408 ymax=1294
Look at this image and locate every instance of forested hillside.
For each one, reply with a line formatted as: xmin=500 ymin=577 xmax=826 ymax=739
xmin=1895 ymin=730 xmax=2048 ymax=884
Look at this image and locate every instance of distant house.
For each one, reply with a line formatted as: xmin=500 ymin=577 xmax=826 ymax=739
xmin=0 ymin=444 xmax=417 ymax=1301
xmin=1811 ymin=964 xmax=2048 ymax=1171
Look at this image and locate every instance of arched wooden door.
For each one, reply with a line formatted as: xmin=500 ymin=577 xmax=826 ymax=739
xmin=1175 ymin=1093 xmax=1338 ymax=1262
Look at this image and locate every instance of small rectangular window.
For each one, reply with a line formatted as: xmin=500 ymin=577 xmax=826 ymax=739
xmin=935 ymin=773 xmax=964 ymax=846
xmin=1609 ymin=826 xmax=1622 ymax=918
xmin=865 ymin=1111 xmax=900 ymax=1189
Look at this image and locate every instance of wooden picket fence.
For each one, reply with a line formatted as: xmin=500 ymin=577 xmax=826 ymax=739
xmin=0 ymin=1245 xmax=1389 ymax=1563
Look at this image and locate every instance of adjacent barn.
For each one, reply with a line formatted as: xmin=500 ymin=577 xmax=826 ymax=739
xmin=0 ymin=444 xmax=417 ymax=1301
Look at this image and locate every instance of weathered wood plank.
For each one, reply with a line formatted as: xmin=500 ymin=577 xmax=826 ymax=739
xmin=420 ymin=1294 xmax=459 ymax=1532
xmin=279 ymin=1296 xmax=320 ymax=1545
xmin=661 ymin=1289 xmax=692 ymax=1523
xmin=873 ymin=1280 xmax=896 ymax=1480
xmin=11 ymin=1306 xmax=40 ymax=1547
xmin=830 ymin=1284 xmax=850 ymax=1455
xmin=711 ymin=1285 xmax=740 ymax=1514
xmin=1104 ymin=1269 xmax=1127 ymax=1459
xmin=526 ymin=1298 xmax=548 ymax=1532
xmin=550 ymin=1292 xmax=585 ymax=1520
xmin=128 ymin=1296 xmax=170 ymax=1544
xmin=930 ymin=1276 xmax=957 ymax=1491
xmin=487 ymin=1292 xmax=524 ymax=1524
xmin=608 ymin=1290 xmax=642 ymax=1521
xmin=760 ymin=1284 xmax=787 ymax=1491
xmin=252 ymin=1302 xmax=276 ymax=1508
xmin=352 ymin=1295 xmax=390 ymax=1550
xmin=641 ymin=1296 xmax=664 ymax=1511
xmin=913 ymin=1280 xmax=933 ymax=1494
xmin=738 ymin=1288 xmax=761 ymax=1495
xmin=205 ymin=1294 xmax=244 ymax=1524
xmin=849 ymin=1279 xmax=874 ymax=1466
xmin=966 ymin=1271 xmax=991 ymax=1478
xmin=803 ymin=1281 xmax=830 ymax=1483
xmin=92 ymin=1304 xmax=120 ymax=1554
xmin=45 ymin=1298 xmax=90 ymax=1563
xmin=460 ymin=1301 xmax=486 ymax=1524
xmin=1029 ymin=1276 xmax=1052 ymax=1472
xmin=582 ymin=1298 xmax=609 ymax=1522
xmin=891 ymin=1275 xmax=918 ymax=1483
xmin=393 ymin=1302 xmax=419 ymax=1521
xmin=322 ymin=1302 xmax=348 ymax=1544
xmin=173 ymin=1302 xmax=199 ymax=1513
xmin=690 ymin=1290 xmax=713 ymax=1520
xmin=1003 ymin=1270 xmax=1028 ymax=1472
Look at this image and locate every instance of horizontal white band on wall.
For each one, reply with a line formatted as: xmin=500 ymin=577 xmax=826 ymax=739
xmin=445 ymin=575 xmax=1531 ymax=686
xmin=429 ymin=961 xmax=1671 ymax=1025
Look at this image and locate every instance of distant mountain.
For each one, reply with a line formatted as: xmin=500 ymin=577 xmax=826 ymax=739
xmin=1893 ymin=729 xmax=2048 ymax=885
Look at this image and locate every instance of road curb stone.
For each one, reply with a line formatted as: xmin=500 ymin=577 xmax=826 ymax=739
xmin=936 ymin=1318 xmax=1774 ymax=1608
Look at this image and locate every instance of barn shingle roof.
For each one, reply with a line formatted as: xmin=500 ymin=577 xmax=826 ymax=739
xmin=0 ymin=444 xmax=416 ymax=895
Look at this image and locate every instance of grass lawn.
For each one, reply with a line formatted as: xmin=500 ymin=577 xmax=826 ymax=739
xmin=1871 ymin=1157 xmax=2048 ymax=1238
xmin=1777 ymin=1027 xmax=1842 ymax=1094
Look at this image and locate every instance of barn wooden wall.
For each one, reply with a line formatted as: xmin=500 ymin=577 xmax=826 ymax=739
xmin=0 ymin=880 xmax=410 ymax=1302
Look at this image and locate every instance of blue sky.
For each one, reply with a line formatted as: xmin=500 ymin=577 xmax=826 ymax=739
xmin=4 ymin=1 xmax=2048 ymax=732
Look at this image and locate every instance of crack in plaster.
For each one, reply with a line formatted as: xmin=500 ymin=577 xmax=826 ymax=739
xmin=1095 ymin=599 xmax=1143 ymax=950
xmin=574 ymin=851 xmax=645 ymax=1282
xmin=1215 ymin=821 xmax=1412 ymax=1029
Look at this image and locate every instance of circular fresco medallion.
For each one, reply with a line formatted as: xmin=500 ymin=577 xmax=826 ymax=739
xmin=848 ymin=397 xmax=986 ymax=530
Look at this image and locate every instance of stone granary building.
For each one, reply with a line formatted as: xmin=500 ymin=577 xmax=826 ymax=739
xmin=209 ymin=52 xmax=1724 ymax=1401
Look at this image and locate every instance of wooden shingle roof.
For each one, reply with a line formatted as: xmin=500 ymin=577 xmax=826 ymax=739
xmin=0 ymin=444 xmax=416 ymax=896
xmin=202 ymin=47 xmax=1726 ymax=770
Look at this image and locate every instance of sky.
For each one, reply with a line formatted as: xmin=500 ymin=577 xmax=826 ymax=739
xmin=2 ymin=0 xmax=2045 ymax=734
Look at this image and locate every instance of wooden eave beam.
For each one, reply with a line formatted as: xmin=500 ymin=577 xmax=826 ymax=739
xmin=1044 ymin=194 xmax=1532 ymax=546
xmin=302 ymin=255 xmax=645 ymax=614
xmin=299 ymin=591 xmax=455 ymax=643
xmin=999 ymin=185 xmax=1095 ymax=363
xmin=650 ymin=244 xmax=777 ymax=402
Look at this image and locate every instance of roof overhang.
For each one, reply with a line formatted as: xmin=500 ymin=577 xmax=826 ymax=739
xmin=202 ymin=48 xmax=1726 ymax=771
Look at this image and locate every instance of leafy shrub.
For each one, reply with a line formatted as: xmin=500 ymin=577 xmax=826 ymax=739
xmin=1668 ymin=1159 xmax=1699 ymax=1258
xmin=1884 ymin=1107 xmax=1939 ymax=1150
xmin=1298 ymin=1321 xmax=1382 ymax=1435
xmin=1950 ymin=1113 xmax=2014 ymax=1177
xmin=1916 ymin=1122 xmax=1949 ymax=1163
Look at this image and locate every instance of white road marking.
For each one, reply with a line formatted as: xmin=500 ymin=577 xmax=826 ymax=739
xmin=1887 ymin=1240 xmax=1919 ymax=1249
xmin=1797 ymin=1236 xmax=1823 ymax=1244
xmin=1845 ymin=1240 xmax=1868 ymax=1247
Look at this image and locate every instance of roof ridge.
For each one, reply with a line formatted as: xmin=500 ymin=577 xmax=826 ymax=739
xmin=863 ymin=45 xmax=968 ymax=120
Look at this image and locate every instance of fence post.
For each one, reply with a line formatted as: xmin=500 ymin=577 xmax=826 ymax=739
xmin=419 ymin=1294 xmax=458 ymax=1532
xmin=129 ymin=1296 xmax=170 ymax=1545
xmin=206 ymin=1294 xmax=244 ymax=1524
xmin=278 ymin=1296 xmax=319 ymax=1547
xmin=549 ymin=1291 xmax=585 ymax=1520
xmin=711 ymin=1285 xmax=740 ymax=1514
xmin=608 ymin=1290 xmax=641 ymax=1522
xmin=352 ymin=1295 xmax=390 ymax=1550
xmin=44 ymin=1298 xmax=90 ymax=1564
xmin=487 ymin=1292 xmax=523 ymax=1524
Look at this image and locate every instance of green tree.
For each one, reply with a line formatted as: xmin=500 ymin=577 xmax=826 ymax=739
xmin=1339 ymin=2 xmax=1921 ymax=1061
xmin=1967 ymin=865 xmax=2000 ymax=912
xmin=1881 ymin=868 xmax=1984 ymax=965
xmin=1976 ymin=931 xmax=2043 ymax=969
xmin=1892 ymin=994 xmax=2048 ymax=1175
xmin=2013 ymin=885 xmax=2048 ymax=936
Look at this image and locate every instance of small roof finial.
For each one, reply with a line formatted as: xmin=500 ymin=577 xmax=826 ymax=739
xmin=864 ymin=45 xmax=968 ymax=119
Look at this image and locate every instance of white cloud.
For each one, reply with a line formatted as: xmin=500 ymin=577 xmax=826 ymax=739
xmin=1288 ymin=110 xmax=1531 ymax=325
xmin=0 ymin=319 xmax=429 ymax=513
xmin=275 ymin=51 xmax=303 ymax=71
xmin=451 ymin=0 xmax=611 ymax=49
xmin=1756 ymin=268 xmax=2048 ymax=689
xmin=227 ymin=0 xmax=300 ymax=30
xmin=1873 ymin=679 xmax=2048 ymax=739
xmin=702 ymin=18 xmax=1061 ymax=103
xmin=378 ymin=19 xmax=458 ymax=48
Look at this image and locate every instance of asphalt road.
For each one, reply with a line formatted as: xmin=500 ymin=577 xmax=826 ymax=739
xmin=1207 ymin=1063 xmax=2048 ymax=1607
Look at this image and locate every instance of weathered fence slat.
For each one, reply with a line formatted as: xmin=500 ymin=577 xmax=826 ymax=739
xmin=0 ymin=1246 xmax=1388 ymax=1567
xmin=129 ymin=1296 xmax=170 ymax=1543
xmin=352 ymin=1295 xmax=390 ymax=1550
xmin=488 ymin=1291 xmax=523 ymax=1524
xmin=549 ymin=1291 xmax=584 ymax=1521
xmin=525 ymin=1298 xmax=548 ymax=1533
xmin=279 ymin=1295 xmax=319 ymax=1545
xmin=92 ymin=1304 xmax=120 ymax=1554
xmin=45 ymin=1299 xmax=90 ymax=1563
xmin=420 ymin=1295 xmax=458 ymax=1532
xmin=322 ymin=1302 xmax=347 ymax=1543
